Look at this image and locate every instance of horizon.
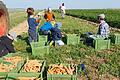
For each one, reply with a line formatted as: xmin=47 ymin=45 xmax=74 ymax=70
xmin=3 ymin=0 xmax=120 ymax=10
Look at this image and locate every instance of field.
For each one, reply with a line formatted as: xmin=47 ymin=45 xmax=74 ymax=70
xmin=10 ymin=9 xmax=120 ymax=79
xmin=66 ymin=9 xmax=120 ymax=28
xmin=9 ymin=9 xmax=39 ymax=29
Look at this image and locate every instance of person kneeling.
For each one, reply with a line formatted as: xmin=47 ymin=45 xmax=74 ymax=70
xmin=50 ymin=23 xmax=64 ymax=46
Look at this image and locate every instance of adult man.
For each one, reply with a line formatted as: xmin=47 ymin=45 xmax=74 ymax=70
xmin=0 ymin=32 xmax=16 ymax=57
xmin=97 ymin=14 xmax=110 ymax=38
xmin=59 ymin=3 xmax=66 ymax=19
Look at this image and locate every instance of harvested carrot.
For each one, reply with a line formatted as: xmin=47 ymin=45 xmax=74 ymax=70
xmin=48 ymin=64 xmax=76 ymax=75
xmin=0 ymin=56 xmax=23 ymax=72
xmin=24 ymin=60 xmax=42 ymax=72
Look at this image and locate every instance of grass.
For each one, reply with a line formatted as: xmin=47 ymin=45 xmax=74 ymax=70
xmin=9 ymin=10 xmax=39 ymax=29
xmin=13 ymin=11 xmax=120 ymax=79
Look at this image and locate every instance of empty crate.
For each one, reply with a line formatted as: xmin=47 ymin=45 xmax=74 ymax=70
xmin=31 ymin=42 xmax=49 ymax=56
xmin=39 ymin=35 xmax=48 ymax=42
xmin=110 ymin=34 xmax=120 ymax=44
xmin=93 ymin=38 xmax=110 ymax=50
xmin=62 ymin=34 xmax=80 ymax=45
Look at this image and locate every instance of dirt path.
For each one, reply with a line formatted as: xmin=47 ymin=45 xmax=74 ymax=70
xmin=9 ymin=20 xmax=28 ymax=35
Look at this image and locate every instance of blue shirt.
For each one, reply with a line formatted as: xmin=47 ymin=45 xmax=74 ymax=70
xmin=28 ymin=16 xmax=39 ymax=32
xmin=40 ymin=22 xmax=53 ymax=31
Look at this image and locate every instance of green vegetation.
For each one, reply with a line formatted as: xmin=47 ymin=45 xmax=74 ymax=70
xmin=12 ymin=11 xmax=120 ymax=79
xmin=9 ymin=10 xmax=39 ymax=29
xmin=66 ymin=9 xmax=120 ymax=28
xmin=9 ymin=11 xmax=27 ymax=28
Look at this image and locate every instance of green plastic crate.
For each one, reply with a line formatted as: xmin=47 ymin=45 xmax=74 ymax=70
xmin=39 ymin=35 xmax=48 ymax=42
xmin=0 ymin=72 xmax=7 ymax=80
xmin=31 ymin=45 xmax=49 ymax=56
xmin=6 ymin=60 xmax=46 ymax=80
xmin=6 ymin=73 xmax=41 ymax=80
xmin=0 ymin=55 xmax=25 ymax=80
xmin=62 ymin=34 xmax=80 ymax=45
xmin=47 ymin=64 xmax=77 ymax=80
xmin=110 ymin=34 xmax=120 ymax=44
xmin=93 ymin=38 xmax=110 ymax=50
xmin=1 ymin=54 xmax=25 ymax=73
xmin=47 ymin=75 xmax=77 ymax=80
xmin=31 ymin=41 xmax=46 ymax=47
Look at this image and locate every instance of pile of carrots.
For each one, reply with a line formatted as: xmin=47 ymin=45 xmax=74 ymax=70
xmin=48 ymin=64 xmax=76 ymax=75
xmin=0 ymin=56 xmax=23 ymax=72
xmin=24 ymin=60 xmax=42 ymax=72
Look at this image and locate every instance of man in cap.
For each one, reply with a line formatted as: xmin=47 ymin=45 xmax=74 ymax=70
xmin=0 ymin=32 xmax=16 ymax=57
xmin=97 ymin=14 xmax=110 ymax=38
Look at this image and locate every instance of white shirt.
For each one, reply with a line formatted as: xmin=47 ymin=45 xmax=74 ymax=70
xmin=60 ymin=6 xmax=66 ymax=13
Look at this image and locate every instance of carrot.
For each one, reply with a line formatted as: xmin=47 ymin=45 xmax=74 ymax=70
xmin=48 ymin=64 xmax=76 ymax=75
xmin=24 ymin=60 xmax=42 ymax=72
xmin=0 ymin=56 xmax=23 ymax=72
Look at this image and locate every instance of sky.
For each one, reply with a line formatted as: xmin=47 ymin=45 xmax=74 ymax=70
xmin=2 ymin=0 xmax=120 ymax=9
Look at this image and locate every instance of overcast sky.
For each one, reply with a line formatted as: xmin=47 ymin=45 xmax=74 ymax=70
xmin=2 ymin=0 xmax=120 ymax=9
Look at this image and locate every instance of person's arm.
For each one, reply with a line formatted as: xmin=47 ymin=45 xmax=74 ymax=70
xmin=33 ymin=18 xmax=39 ymax=26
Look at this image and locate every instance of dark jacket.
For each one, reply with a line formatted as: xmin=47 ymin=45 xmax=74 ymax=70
xmin=0 ymin=36 xmax=15 ymax=57
xmin=51 ymin=27 xmax=62 ymax=41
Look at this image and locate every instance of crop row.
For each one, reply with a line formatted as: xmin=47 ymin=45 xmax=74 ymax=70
xmin=66 ymin=9 xmax=120 ymax=28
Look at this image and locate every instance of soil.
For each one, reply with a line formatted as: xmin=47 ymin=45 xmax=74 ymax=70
xmin=9 ymin=20 xmax=28 ymax=35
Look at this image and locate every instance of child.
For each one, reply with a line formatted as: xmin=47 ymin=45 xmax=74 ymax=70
xmin=40 ymin=22 xmax=53 ymax=41
xmin=50 ymin=23 xmax=64 ymax=46
xmin=27 ymin=7 xmax=40 ymax=43
xmin=44 ymin=8 xmax=55 ymax=22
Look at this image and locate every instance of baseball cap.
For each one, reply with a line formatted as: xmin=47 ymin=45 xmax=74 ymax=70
xmin=98 ymin=14 xmax=105 ymax=19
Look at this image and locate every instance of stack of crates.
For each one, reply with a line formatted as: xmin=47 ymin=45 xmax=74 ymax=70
xmin=110 ymin=34 xmax=120 ymax=44
xmin=62 ymin=34 xmax=80 ymax=45
xmin=31 ymin=34 xmax=49 ymax=57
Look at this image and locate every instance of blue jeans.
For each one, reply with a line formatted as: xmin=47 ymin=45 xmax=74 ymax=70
xmin=28 ymin=30 xmax=38 ymax=43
